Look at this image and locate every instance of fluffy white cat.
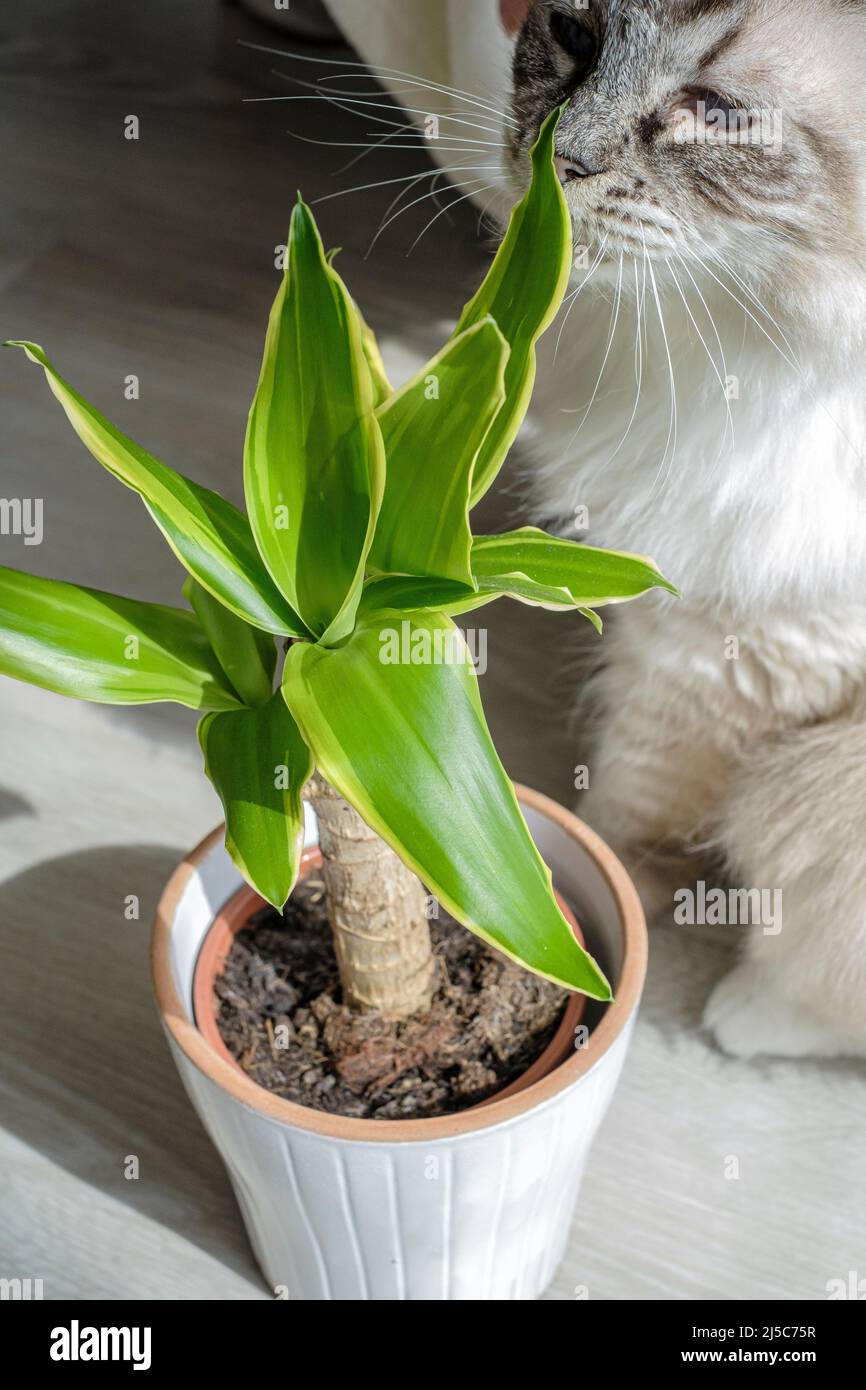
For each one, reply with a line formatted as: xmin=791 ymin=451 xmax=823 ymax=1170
xmin=499 ymin=0 xmax=866 ymax=1058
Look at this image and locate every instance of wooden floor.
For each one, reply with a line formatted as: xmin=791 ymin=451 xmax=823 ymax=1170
xmin=1 ymin=0 xmax=865 ymax=1301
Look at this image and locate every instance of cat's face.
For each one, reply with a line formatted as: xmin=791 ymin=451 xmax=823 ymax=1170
xmin=502 ymin=0 xmax=866 ymax=301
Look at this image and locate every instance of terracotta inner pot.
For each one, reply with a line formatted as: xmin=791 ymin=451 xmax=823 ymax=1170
xmin=192 ymin=847 xmax=589 ymax=1115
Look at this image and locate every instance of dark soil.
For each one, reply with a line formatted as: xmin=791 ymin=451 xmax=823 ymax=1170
xmin=212 ymin=873 xmax=569 ymax=1120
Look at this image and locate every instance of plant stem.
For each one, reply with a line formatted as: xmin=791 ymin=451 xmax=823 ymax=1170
xmin=306 ymin=776 xmax=435 ymax=1018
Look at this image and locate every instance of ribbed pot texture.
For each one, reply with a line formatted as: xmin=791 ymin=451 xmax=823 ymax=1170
xmin=152 ymin=787 xmax=647 ymax=1301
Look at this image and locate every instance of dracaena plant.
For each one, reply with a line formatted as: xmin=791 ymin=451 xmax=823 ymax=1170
xmin=0 ymin=112 xmax=675 ymax=1018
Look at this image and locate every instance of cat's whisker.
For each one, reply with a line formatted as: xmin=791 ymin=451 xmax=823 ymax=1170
xmin=320 ymin=89 xmax=508 ymax=138
xmin=245 ymin=59 xmax=509 ymax=245
xmin=685 ymin=250 xmax=799 ymax=374
xmin=553 ymin=237 xmax=609 ymax=361
xmin=406 ymin=182 xmax=498 ymax=257
xmin=700 ymin=252 xmax=866 ymax=468
xmin=635 ymin=251 xmax=645 ymax=392
xmin=362 ymin=137 xmax=508 ymax=149
xmin=366 ymin=170 xmax=497 ymax=257
xmin=238 ymin=42 xmax=518 ymax=127
xmin=285 ymin=131 xmax=506 ymax=157
xmin=704 ymin=248 xmax=794 ymax=348
xmin=641 ymin=239 xmax=650 ymax=364
xmin=325 ymin=114 xmax=504 ymax=177
xmin=705 ymin=245 xmax=801 ymax=369
xmin=563 ymin=252 xmax=625 ymax=450
xmin=674 ymin=212 xmax=800 ymax=369
xmin=644 ymin=227 xmax=678 ymax=494
xmin=477 ymin=192 xmax=503 ymax=239
xmin=596 ymin=256 xmax=646 ymax=474
xmin=337 ymin=120 xmax=426 ymax=175
xmin=290 ymin=106 xmax=506 ymax=185
xmin=384 ymin=164 xmax=456 ymax=237
xmin=247 ymin=66 xmax=509 ymax=158
xmin=249 ymin=85 xmax=507 ymax=140
xmin=365 ymin=168 xmax=446 ymax=256
xmin=666 ymin=257 xmax=735 ymax=464
xmin=672 ymin=251 xmax=737 ymax=465
xmin=702 ymin=251 xmax=866 ymax=469
xmin=348 ymin=79 xmax=517 ymax=130
xmin=673 ymin=250 xmax=731 ymax=389
xmin=315 ymin=69 xmax=519 ymax=128
xmin=671 ymin=223 xmax=865 ymax=468
xmin=311 ymin=163 xmax=499 ymax=208
xmin=318 ymin=80 xmax=512 ymax=134
xmin=422 ymin=161 xmax=457 ymax=217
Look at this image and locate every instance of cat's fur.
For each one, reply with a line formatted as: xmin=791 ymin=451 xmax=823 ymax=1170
xmin=498 ymin=0 xmax=866 ymax=1058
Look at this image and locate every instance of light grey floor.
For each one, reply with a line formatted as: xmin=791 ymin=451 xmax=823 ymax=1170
xmin=1 ymin=1 xmax=864 ymax=1301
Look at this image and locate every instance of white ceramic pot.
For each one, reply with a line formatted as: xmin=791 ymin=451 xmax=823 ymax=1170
xmin=152 ymin=786 xmax=646 ymax=1301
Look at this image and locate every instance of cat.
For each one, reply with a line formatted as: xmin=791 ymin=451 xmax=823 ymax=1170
xmin=497 ymin=0 xmax=866 ymax=1059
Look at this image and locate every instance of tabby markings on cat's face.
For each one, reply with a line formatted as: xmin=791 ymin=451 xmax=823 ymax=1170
xmin=504 ymin=0 xmax=860 ymax=286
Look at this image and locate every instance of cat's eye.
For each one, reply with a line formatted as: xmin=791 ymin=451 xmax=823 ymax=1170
xmin=673 ymin=88 xmax=752 ymax=137
xmin=550 ymin=10 xmax=597 ymax=78
xmin=679 ymin=89 xmax=737 ymax=123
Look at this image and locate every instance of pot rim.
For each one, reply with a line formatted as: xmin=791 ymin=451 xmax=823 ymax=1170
xmin=151 ymin=784 xmax=647 ymax=1143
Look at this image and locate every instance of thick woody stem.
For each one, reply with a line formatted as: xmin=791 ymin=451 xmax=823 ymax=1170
xmin=305 ymin=775 xmax=435 ymax=1018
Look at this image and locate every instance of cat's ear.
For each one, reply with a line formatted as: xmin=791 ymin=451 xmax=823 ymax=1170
xmin=499 ymin=0 xmax=534 ymax=36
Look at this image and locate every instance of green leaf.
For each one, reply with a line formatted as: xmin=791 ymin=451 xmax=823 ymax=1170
xmin=358 ymin=527 xmax=675 ymax=623
xmin=283 ymin=611 xmax=611 ymax=998
xmin=358 ymin=303 xmax=392 ymax=407
xmin=454 ymin=109 xmax=572 ymax=507
xmin=244 ymin=198 xmax=385 ymax=645
xmin=369 ymin=318 xmax=509 ymax=586
xmin=183 ymin=577 xmax=276 ymax=708
xmin=578 ymin=607 xmax=603 ymax=635
xmin=472 ymin=528 xmax=679 ymax=609
xmin=3 ymin=341 xmax=306 ymax=638
xmin=0 ymin=565 xmax=242 ymax=710
xmin=199 ymin=692 xmax=314 ymax=908
xmin=358 ymin=573 xmax=497 ymax=621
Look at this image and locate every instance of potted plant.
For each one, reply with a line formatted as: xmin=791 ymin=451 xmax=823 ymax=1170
xmin=1 ymin=112 xmax=674 ymax=1300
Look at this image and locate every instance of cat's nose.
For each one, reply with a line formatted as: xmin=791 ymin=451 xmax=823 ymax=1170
xmin=554 ymin=154 xmax=600 ymax=182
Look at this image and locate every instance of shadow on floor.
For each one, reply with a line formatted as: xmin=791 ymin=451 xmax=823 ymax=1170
xmin=0 ymin=788 xmax=34 ymax=822
xmin=0 ymin=841 xmax=260 ymax=1286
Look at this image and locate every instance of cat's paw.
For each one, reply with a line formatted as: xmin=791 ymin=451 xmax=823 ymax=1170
xmin=703 ymin=964 xmax=866 ymax=1060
